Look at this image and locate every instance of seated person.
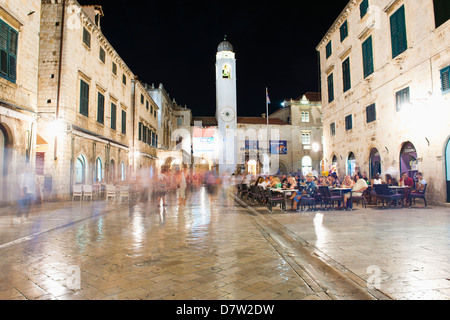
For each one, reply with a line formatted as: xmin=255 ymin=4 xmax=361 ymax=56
xmin=342 ymin=175 xmax=355 ymax=188
xmin=400 ymin=172 xmax=414 ymax=204
xmin=342 ymin=173 xmax=368 ymax=209
xmin=411 ymin=172 xmax=427 ymax=194
xmin=289 ymin=173 xmax=316 ymax=211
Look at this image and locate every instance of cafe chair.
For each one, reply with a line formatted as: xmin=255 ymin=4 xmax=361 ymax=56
xmin=72 ymin=185 xmax=82 ymax=201
xmin=82 ymin=185 xmax=93 ymax=201
xmin=301 ymin=189 xmax=318 ymax=212
xmin=319 ymin=186 xmax=342 ymax=210
xmin=408 ymin=184 xmax=427 ymax=208
xmin=374 ymin=184 xmax=402 ymax=209
xmin=351 ymin=189 xmax=368 ymax=209
xmin=266 ymin=189 xmax=286 ymax=212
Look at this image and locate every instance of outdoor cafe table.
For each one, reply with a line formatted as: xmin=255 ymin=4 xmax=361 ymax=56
xmin=270 ymin=188 xmax=297 ymax=211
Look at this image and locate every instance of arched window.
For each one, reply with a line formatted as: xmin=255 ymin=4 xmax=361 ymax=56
xmin=302 ymin=156 xmax=312 ymax=177
xmin=110 ymin=159 xmax=116 ymax=183
xmin=347 ymin=152 xmax=356 ymax=176
xmin=75 ymin=155 xmax=86 ymax=185
xmin=96 ymin=157 xmax=103 ymax=183
xmin=121 ymin=162 xmax=126 ymax=181
xmin=369 ymin=148 xmax=381 ymax=178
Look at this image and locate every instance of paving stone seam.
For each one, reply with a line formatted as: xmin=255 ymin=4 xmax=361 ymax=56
xmin=233 ymin=195 xmax=392 ymax=300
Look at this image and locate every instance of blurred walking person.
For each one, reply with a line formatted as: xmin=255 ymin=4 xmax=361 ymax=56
xmin=177 ymin=169 xmax=187 ymax=206
xmin=16 ymin=165 xmax=36 ymax=223
xmin=157 ymin=170 xmax=168 ymax=207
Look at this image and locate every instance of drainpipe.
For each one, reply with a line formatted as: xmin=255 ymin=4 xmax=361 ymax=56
xmin=54 ymin=0 xmax=66 ymax=161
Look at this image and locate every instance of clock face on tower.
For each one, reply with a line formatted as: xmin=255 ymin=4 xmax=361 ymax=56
xmin=220 ymin=107 xmax=235 ymax=122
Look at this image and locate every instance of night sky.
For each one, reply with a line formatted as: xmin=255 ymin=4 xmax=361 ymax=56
xmin=77 ymin=0 xmax=349 ymax=117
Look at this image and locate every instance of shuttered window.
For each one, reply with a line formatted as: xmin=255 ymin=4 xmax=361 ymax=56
xmin=330 ymin=123 xmax=336 ymax=136
xmin=0 ymin=20 xmax=18 ymax=83
xmin=366 ymin=104 xmax=376 ymax=123
xmin=362 ymin=36 xmax=374 ymax=78
xmin=433 ymin=0 xmax=450 ymax=28
xmin=390 ymin=5 xmax=408 ymax=58
xmin=79 ymin=80 xmax=89 ymax=117
xmin=111 ymin=103 xmax=117 ymax=130
xmin=97 ymin=92 xmax=104 ymax=124
xmin=345 ymin=115 xmax=353 ymax=131
xmin=340 ymin=20 xmax=348 ymax=42
xmin=83 ymin=27 xmax=91 ymax=48
xmin=360 ymin=0 xmax=369 ymax=18
xmin=121 ymin=110 xmax=126 ymax=134
xmin=99 ymin=47 xmax=105 ymax=63
xmin=326 ymin=41 xmax=332 ymax=59
xmin=440 ymin=67 xmax=449 ymax=94
xmin=327 ymin=73 xmax=334 ymax=103
xmin=342 ymin=58 xmax=351 ymax=92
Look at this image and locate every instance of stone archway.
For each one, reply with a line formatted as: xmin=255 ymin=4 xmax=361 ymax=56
xmin=0 ymin=123 xmax=13 ymax=205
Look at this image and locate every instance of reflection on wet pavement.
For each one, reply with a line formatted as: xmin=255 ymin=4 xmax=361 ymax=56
xmin=0 ymin=187 xmax=320 ymax=300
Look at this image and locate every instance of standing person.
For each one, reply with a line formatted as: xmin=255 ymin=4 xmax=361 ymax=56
xmin=157 ymin=170 xmax=168 ymax=207
xmin=17 ymin=165 xmax=36 ymax=223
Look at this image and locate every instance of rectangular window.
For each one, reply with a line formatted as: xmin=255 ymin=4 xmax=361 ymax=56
xmin=141 ymin=94 xmax=144 ymax=104
xmin=330 ymin=123 xmax=336 ymax=136
xmin=345 ymin=115 xmax=353 ymax=131
xmin=146 ymin=101 xmax=149 ymax=110
xmin=301 ymin=111 xmax=310 ymax=123
xmin=0 ymin=20 xmax=18 ymax=83
xmin=433 ymin=0 xmax=450 ymax=28
xmin=395 ymin=87 xmax=410 ymax=112
xmin=79 ymin=80 xmax=89 ymax=117
xmin=360 ymin=0 xmax=369 ymax=18
xmin=340 ymin=20 xmax=348 ymax=42
xmin=122 ymin=74 xmax=127 ymax=85
xmin=342 ymin=58 xmax=352 ymax=92
xmin=302 ymin=132 xmax=311 ymax=145
xmin=112 ymin=62 xmax=117 ymax=75
xmin=142 ymin=125 xmax=147 ymax=143
xmin=121 ymin=110 xmax=126 ymax=134
xmin=366 ymin=103 xmax=376 ymax=123
xmin=362 ymin=36 xmax=374 ymax=78
xmin=99 ymin=47 xmax=105 ymax=63
xmin=97 ymin=92 xmax=105 ymax=124
xmin=440 ymin=66 xmax=450 ymax=94
xmin=326 ymin=41 xmax=332 ymax=59
xmin=111 ymin=103 xmax=117 ymax=130
xmin=83 ymin=27 xmax=91 ymax=48
xmin=327 ymin=73 xmax=334 ymax=103
xmin=177 ymin=117 xmax=182 ymax=126
xmin=138 ymin=122 xmax=143 ymax=141
xmin=390 ymin=5 xmax=408 ymax=58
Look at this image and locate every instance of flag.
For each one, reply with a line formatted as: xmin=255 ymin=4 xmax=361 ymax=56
xmin=266 ymin=88 xmax=271 ymax=104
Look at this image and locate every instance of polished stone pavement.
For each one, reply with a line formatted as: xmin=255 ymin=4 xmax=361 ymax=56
xmin=0 ymin=186 xmax=449 ymax=300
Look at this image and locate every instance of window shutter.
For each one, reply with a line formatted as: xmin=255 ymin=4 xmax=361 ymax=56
xmin=97 ymin=92 xmax=104 ymax=124
xmin=342 ymin=58 xmax=351 ymax=92
xmin=122 ymin=110 xmax=126 ymax=134
xmin=360 ymin=0 xmax=369 ymax=18
xmin=327 ymin=73 xmax=334 ymax=103
xmin=441 ymin=67 xmax=450 ymax=93
xmin=390 ymin=5 xmax=407 ymax=58
xmin=111 ymin=103 xmax=117 ymax=130
xmin=80 ymin=80 xmax=89 ymax=116
xmin=362 ymin=36 xmax=374 ymax=78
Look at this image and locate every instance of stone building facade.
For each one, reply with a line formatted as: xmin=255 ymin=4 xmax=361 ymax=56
xmin=316 ymin=0 xmax=450 ymax=205
xmin=271 ymin=93 xmax=323 ymax=175
xmin=0 ymin=0 xmax=41 ymax=206
xmin=36 ymin=0 xmax=151 ymax=199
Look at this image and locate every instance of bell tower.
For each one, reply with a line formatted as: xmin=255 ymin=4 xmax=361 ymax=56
xmin=216 ymin=37 xmax=237 ymax=174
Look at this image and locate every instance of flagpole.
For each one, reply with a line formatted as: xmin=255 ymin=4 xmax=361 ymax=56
xmin=266 ymin=88 xmax=269 ymax=174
